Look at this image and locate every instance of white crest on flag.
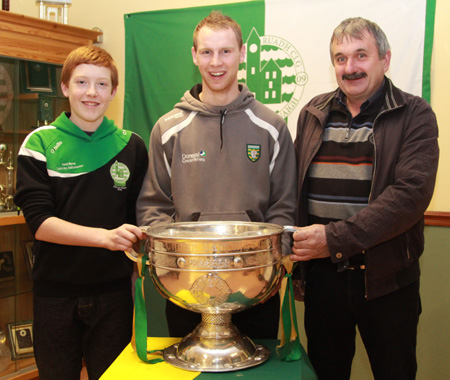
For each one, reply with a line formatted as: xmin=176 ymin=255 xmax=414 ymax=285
xmin=239 ymin=27 xmax=308 ymax=125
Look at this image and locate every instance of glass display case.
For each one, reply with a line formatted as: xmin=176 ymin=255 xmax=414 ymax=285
xmin=0 ymin=9 xmax=101 ymax=379
xmin=0 ymin=57 xmax=69 ymax=213
xmin=0 ymin=55 xmax=69 ymax=379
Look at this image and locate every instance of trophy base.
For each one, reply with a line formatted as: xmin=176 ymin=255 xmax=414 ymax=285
xmin=163 ymin=313 xmax=270 ymax=372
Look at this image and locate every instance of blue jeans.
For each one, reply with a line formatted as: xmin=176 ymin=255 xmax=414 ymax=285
xmin=304 ymin=258 xmax=421 ymax=380
xmin=33 ymin=289 xmax=133 ymax=380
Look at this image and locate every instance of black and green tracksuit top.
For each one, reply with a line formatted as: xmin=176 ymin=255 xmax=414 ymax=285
xmin=14 ymin=112 xmax=148 ymax=297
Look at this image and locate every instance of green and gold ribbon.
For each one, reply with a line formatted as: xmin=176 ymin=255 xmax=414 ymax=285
xmin=276 ymin=256 xmax=302 ymax=361
xmin=131 ymin=254 xmax=164 ymax=364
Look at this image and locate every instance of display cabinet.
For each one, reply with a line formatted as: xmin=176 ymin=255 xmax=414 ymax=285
xmin=0 ymin=10 xmax=101 ymax=379
xmin=0 ymin=216 xmax=34 ymax=378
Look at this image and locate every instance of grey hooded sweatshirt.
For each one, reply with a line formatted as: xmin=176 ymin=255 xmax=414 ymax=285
xmin=136 ymin=84 xmax=296 ymax=249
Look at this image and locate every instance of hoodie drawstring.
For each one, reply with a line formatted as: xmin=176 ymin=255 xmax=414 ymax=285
xmin=220 ymin=109 xmax=227 ymax=150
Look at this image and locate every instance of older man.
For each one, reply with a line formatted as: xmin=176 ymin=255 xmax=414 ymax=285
xmin=291 ymin=17 xmax=439 ymax=380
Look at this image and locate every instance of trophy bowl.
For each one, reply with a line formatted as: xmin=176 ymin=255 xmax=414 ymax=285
xmin=132 ymin=221 xmax=285 ymax=372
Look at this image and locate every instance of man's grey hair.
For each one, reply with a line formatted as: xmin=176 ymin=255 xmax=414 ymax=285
xmin=330 ymin=17 xmax=391 ymax=62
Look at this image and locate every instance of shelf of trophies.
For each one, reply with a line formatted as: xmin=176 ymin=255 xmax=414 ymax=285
xmin=0 ymin=92 xmax=69 ymax=214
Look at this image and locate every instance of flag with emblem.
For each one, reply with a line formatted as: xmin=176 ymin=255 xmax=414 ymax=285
xmin=124 ymin=0 xmax=435 ymax=148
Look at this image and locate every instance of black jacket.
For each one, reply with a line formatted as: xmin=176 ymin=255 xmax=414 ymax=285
xmin=294 ymin=78 xmax=439 ymax=300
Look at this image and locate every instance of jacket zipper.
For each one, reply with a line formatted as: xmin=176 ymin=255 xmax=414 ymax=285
xmin=364 ymin=105 xmax=402 ymax=299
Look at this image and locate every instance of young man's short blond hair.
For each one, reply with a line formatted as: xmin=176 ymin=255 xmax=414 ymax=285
xmin=193 ymin=10 xmax=243 ymax=51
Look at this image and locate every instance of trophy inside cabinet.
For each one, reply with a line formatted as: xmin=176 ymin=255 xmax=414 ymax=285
xmin=0 ymin=57 xmax=69 ymax=214
xmin=0 ymin=55 xmax=68 ymax=379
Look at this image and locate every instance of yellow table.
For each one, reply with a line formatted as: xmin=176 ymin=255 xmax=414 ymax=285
xmin=101 ymin=337 xmax=317 ymax=380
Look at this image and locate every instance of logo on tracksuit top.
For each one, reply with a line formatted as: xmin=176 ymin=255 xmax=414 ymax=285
xmin=182 ymin=150 xmax=206 ymax=164
xmin=110 ymin=161 xmax=130 ymax=190
xmin=247 ymin=144 xmax=261 ymax=162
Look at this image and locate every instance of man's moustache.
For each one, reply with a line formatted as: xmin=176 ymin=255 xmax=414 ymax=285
xmin=342 ymin=72 xmax=367 ymax=80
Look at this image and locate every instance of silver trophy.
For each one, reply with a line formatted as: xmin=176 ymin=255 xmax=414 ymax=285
xmin=4 ymin=150 xmax=15 ymax=210
xmin=0 ymin=144 xmax=6 ymax=166
xmin=126 ymin=221 xmax=286 ymax=372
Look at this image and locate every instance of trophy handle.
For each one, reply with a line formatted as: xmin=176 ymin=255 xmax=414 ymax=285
xmin=124 ymin=226 xmax=150 ymax=265
xmin=283 ymin=226 xmax=298 ymax=233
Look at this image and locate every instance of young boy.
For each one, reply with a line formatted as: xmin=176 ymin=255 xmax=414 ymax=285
xmin=13 ymin=46 xmax=148 ymax=380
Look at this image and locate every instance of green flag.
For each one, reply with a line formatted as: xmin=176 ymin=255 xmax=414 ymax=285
xmin=124 ymin=0 xmax=435 ymax=148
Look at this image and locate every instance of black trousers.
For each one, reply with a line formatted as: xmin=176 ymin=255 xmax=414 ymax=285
xmin=304 ymin=258 xmax=421 ymax=380
xmin=33 ymin=289 xmax=133 ymax=380
xmin=165 ymin=292 xmax=280 ymax=339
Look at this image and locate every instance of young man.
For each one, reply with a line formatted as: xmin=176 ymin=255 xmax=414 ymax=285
xmin=136 ymin=11 xmax=296 ymax=339
xmin=13 ymin=46 xmax=148 ymax=380
xmin=291 ymin=18 xmax=439 ymax=380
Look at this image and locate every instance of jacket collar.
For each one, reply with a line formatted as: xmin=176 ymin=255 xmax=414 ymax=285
xmin=381 ymin=76 xmax=406 ymax=112
xmin=307 ymin=76 xmax=406 ymax=123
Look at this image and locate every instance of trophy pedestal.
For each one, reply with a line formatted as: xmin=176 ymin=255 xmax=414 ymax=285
xmin=163 ymin=312 xmax=270 ymax=372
